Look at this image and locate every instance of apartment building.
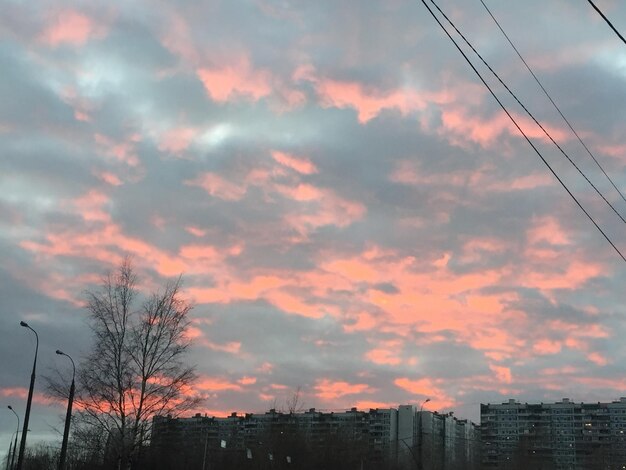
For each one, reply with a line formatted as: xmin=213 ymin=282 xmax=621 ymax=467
xmin=481 ymin=397 xmax=626 ymax=469
xmin=398 ymin=405 xmax=481 ymax=470
xmin=151 ymin=407 xmax=399 ymax=469
xmin=151 ymin=405 xmax=479 ymax=469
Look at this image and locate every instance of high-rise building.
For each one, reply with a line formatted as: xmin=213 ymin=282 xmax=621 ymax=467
xmin=151 ymin=405 xmax=479 ymax=469
xmin=151 ymin=407 xmax=400 ymax=469
xmin=481 ymin=398 xmax=626 ymax=469
xmin=398 ymin=405 xmax=480 ymax=470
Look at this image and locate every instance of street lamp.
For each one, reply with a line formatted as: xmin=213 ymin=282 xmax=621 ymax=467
xmin=16 ymin=321 xmax=38 ymax=470
xmin=417 ymin=398 xmax=430 ymax=470
xmin=55 ymin=350 xmax=75 ymax=470
xmin=7 ymin=406 xmax=19 ymax=470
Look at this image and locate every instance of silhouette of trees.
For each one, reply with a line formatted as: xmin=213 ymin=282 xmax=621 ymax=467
xmin=48 ymin=258 xmax=198 ymax=469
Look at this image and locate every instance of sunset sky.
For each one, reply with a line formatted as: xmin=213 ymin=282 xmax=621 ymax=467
xmin=2 ymin=0 xmax=626 ymax=455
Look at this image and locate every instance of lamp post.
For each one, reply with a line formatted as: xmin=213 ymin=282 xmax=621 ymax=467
xmin=5 ymin=437 xmax=12 ymax=470
xmin=56 ymin=350 xmax=75 ymax=470
xmin=398 ymin=437 xmax=419 ymax=469
xmin=16 ymin=321 xmax=38 ymax=470
xmin=7 ymin=406 xmax=19 ymax=470
xmin=417 ymin=398 xmax=430 ymax=470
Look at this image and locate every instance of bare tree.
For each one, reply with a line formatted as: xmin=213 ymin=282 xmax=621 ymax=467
xmin=284 ymin=386 xmax=304 ymax=414
xmin=51 ymin=258 xmax=199 ymax=469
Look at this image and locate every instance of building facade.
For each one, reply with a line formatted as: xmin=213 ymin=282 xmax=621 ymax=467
xmin=151 ymin=407 xmax=400 ymax=469
xmin=398 ymin=405 xmax=481 ymax=470
xmin=481 ymin=398 xmax=626 ymax=469
xmin=152 ymin=405 xmax=479 ymax=470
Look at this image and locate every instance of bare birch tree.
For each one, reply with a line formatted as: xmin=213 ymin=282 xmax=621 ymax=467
xmin=57 ymin=258 xmax=199 ymax=469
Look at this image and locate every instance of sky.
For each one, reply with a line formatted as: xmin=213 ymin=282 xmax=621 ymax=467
xmin=1 ymin=0 xmax=626 ymax=458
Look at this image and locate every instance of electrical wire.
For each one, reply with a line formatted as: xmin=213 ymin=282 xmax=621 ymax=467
xmin=428 ymin=0 xmax=626 ymax=226
xmin=479 ymin=0 xmax=626 ymax=208
xmin=587 ymin=0 xmax=626 ymax=46
xmin=420 ymin=0 xmax=626 ymax=263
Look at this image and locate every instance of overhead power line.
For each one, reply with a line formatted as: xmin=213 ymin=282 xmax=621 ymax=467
xmin=428 ymin=0 xmax=626 ymax=226
xmin=420 ymin=0 xmax=626 ymax=263
xmin=479 ymin=0 xmax=626 ymax=207
xmin=587 ymin=0 xmax=626 ymax=46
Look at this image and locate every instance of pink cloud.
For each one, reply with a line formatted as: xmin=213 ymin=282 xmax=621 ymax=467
xmin=19 ymin=203 xmax=204 ymax=284
xmin=549 ymin=320 xmax=610 ymax=353
xmin=533 ymin=339 xmax=562 ymax=355
xmin=160 ymin=12 xmax=201 ymax=65
xmin=389 ymin=159 xmax=495 ymax=192
xmin=1 ymin=387 xmax=56 ymax=406
xmin=343 ymin=311 xmax=379 ymax=333
xmin=487 ymin=173 xmax=554 ymax=192
xmin=184 ymin=326 xmax=204 ymax=340
xmin=187 ymin=165 xmax=365 ymax=237
xmin=439 ymin=107 xmax=569 ymax=149
xmin=96 ymin=171 xmax=123 ymax=186
xmin=521 ymin=260 xmax=602 ymax=291
xmin=280 ymin=185 xmax=366 ymax=236
xmin=256 ymin=362 xmax=274 ymax=374
xmin=158 ymin=127 xmax=197 ymax=154
xmin=309 ymin=74 xmax=488 ymax=125
xmin=353 ymin=400 xmax=396 ymax=410
xmin=271 ymin=151 xmax=318 ymax=175
xmin=272 ymin=88 xmax=307 ymax=112
xmin=365 ymin=343 xmax=403 ymax=366
xmin=192 ymin=269 xmax=347 ymax=319
xmin=321 ymin=247 xmax=506 ymax=333
xmin=314 ymin=379 xmax=374 ymax=400
xmin=313 ymin=246 xmax=536 ymax=359
xmin=539 ymin=366 xmax=581 ymax=376
xmin=186 ymin=264 xmax=351 ymax=318
xmin=315 ymin=79 xmax=428 ymax=123
xmin=186 ymin=173 xmax=247 ymax=201
xmin=269 ymin=383 xmax=289 ymax=391
xmin=292 ymin=64 xmax=316 ymax=82
xmin=59 ymin=86 xmax=97 ymax=122
xmin=439 ymin=107 xmax=509 ymax=147
xmin=597 ymin=143 xmax=626 ymax=163
xmin=571 ymin=376 xmax=626 ymax=390
xmin=459 ymin=238 xmax=509 ymax=265
xmin=74 ymin=110 xmax=90 ymax=121
xmin=489 ymin=365 xmax=512 ymax=384
xmin=197 ymin=56 xmax=272 ymax=102
xmin=198 ymin=340 xmax=241 ymax=355
xmin=94 ymin=133 xmax=141 ymax=167
xmin=187 ymin=275 xmax=288 ymax=305
xmin=179 ymin=244 xmax=220 ymax=261
xmin=587 ymin=352 xmax=609 ymax=366
xmin=393 ymin=378 xmax=455 ymax=409
xmin=72 ymin=190 xmax=111 ymax=223
xmin=527 ymin=216 xmax=571 ymax=246
xmin=185 ymin=226 xmax=207 ymax=237
xmin=176 ymin=233 xmax=604 ymax=368
xmin=40 ymin=11 xmax=104 ymax=47
xmin=238 ymin=376 xmax=257 ymax=386
xmin=196 ymin=377 xmax=242 ymax=392
xmin=263 ymin=290 xmax=329 ymax=318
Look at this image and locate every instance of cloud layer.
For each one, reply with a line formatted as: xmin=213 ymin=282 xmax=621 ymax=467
xmin=2 ymin=0 xmax=626 ymax=455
